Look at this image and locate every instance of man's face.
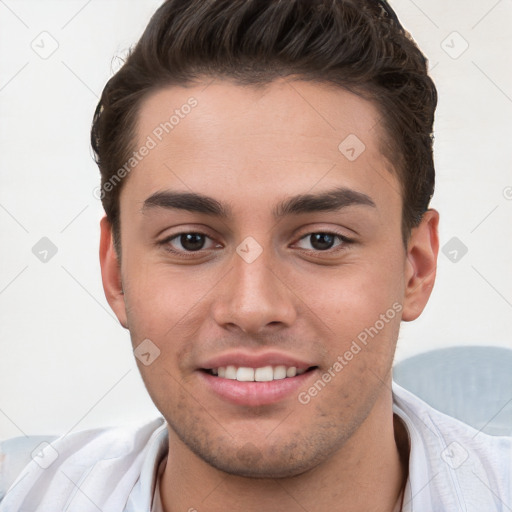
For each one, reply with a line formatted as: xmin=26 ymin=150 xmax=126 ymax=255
xmin=102 ymin=78 xmax=433 ymax=477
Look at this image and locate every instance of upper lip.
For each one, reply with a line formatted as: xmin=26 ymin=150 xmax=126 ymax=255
xmin=199 ymin=350 xmax=315 ymax=371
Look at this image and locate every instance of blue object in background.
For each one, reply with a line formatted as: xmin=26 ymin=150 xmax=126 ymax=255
xmin=393 ymin=346 xmax=512 ymax=436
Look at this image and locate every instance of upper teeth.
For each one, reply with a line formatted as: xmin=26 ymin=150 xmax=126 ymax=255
xmin=213 ymin=365 xmax=305 ymax=381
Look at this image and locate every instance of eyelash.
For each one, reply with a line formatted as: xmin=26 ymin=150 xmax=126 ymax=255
xmin=158 ymin=230 xmax=354 ymax=259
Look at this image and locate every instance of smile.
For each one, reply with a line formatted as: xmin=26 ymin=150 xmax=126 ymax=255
xmin=199 ymin=364 xmax=318 ymax=406
xmin=205 ymin=365 xmax=310 ymax=381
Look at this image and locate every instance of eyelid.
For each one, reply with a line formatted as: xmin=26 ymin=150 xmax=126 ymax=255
xmin=292 ymin=222 xmax=359 ymax=239
xmin=294 ymin=226 xmax=354 ymax=240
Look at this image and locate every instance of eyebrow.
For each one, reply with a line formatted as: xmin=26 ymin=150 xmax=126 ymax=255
xmin=141 ymin=186 xmax=376 ymax=219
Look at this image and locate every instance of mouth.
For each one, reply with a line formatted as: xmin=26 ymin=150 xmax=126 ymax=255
xmin=201 ymin=365 xmax=318 ymax=381
xmin=197 ymin=359 xmax=319 ymax=406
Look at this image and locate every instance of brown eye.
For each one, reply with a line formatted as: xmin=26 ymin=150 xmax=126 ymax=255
xmin=161 ymin=232 xmax=218 ymax=254
xmin=308 ymin=233 xmax=336 ymax=251
xmin=178 ymin=233 xmax=206 ymax=251
xmin=295 ymin=232 xmax=351 ymax=252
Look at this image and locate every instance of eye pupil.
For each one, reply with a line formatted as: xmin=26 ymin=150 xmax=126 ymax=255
xmin=310 ymin=233 xmax=335 ymax=250
xmin=181 ymin=233 xmax=205 ymax=251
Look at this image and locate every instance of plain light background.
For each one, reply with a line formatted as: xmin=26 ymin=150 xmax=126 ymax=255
xmin=0 ymin=0 xmax=511 ymax=439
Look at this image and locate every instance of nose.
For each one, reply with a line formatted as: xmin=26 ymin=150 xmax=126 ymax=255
xmin=211 ymin=242 xmax=297 ymax=336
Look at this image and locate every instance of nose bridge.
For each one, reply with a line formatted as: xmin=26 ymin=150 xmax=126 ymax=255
xmin=212 ymin=238 xmax=296 ymax=334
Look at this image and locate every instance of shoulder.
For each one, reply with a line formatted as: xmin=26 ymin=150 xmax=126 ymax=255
xmin=393 ymin=380 xmax=512 ymax=455
xmin=0 ymin=417 xmax=166 ymax=509
xmin=0 ymin=435 xmax=58 ymax=502
xmin=393 ymin=382 xmax=512 ymax=511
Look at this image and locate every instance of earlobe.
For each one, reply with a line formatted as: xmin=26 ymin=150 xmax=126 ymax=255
xmin=402 ymin=209 xmax=439 ymax=322
xmin=99 ymin=216 xmax=128 ymax=328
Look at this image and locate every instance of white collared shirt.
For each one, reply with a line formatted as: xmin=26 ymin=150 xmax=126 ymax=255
xmin=1 ymin=383 xmax=510 ymax=511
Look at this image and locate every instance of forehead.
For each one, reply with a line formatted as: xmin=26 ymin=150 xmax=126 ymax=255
xmin=121 ymin=78 xmax=401 ymax=220
xmin=136 ymin=78 xmax=384 ymax=160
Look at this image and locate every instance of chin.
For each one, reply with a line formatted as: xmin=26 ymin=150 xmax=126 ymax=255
xmin=200 ymin=449 xmax=319 ymax=480
xmin=175 ymin=425 xmax=336 ymax=480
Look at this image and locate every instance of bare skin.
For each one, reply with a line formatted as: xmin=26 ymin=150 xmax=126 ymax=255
xmin=100 ymin=78 xmax=439 ymax=511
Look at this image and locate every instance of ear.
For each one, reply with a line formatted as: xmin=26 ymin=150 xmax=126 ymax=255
xmin=99 ymin=216 xmax=128 ymax=328
xmin=402 ymin=209 xmax=439 ymax=322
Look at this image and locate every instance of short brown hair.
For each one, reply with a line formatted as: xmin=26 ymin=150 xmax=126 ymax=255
xmin=91 ymin=0 xmax=437 ymax=252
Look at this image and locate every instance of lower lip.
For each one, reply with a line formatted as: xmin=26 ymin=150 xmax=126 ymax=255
xmin=198 ymin=370 xmax=316 ymax=406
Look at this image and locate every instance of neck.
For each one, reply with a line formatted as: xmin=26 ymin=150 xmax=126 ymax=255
xmin=159 ymin=390 xmax=409 ymax=512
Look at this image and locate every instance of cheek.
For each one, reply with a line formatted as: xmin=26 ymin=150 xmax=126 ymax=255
xmin=294 ymin=255 xmax=405 ymax=393
xmin=122 ymin=261 xmax=217 ymax=384
xmin=123 ymin=259 xmax=208 ymax=334
xmin=299 ymin=258 xmax=404 ymax=337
